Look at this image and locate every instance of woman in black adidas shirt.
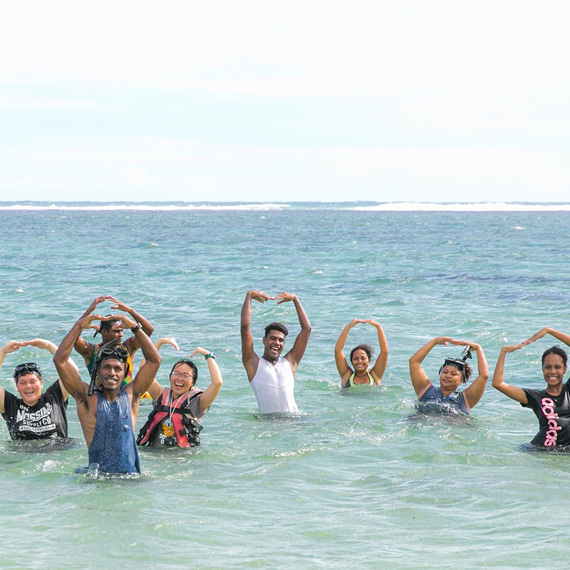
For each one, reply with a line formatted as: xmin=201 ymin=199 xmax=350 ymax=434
xmin=493 ymin=327 xmax=570 ymax=447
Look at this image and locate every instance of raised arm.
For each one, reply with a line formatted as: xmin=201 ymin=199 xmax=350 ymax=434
xmin=241 ymin=290 xmax=270 ymax=380
xmin=54 ymin=315 xmax=102 ymax=401
xmin=22 ymin=338 xmax=74 ymax=401
xmin=109 ymin=297 xmax=154 ymax=353
xmin=366 ymin=319 xmax=389 ymax=385
xmin=0 ymin=340 xmax=28 ymax=414
xmin=138 ymin=337 xmax=179 ymax=371
xmin=492 ymin=344 xmax=529 ymax=404
xmin=409 ymin=337 xmax=459 ymax=398
xmin=461 ymin=342 xmax=489 ymax=409
xmin=127 ymin=319 xmax=162 ymax=399
xmin=141 ymin=338 xmax=180 ymax=400
xmin=146 ymin=380 xmax=163 ymax=401
xmin=279 ymin=292 xmax=312 ymax=372
xmin=334 ymin=319 xmax=362 ymax=380
xmin=155 ymin=337 xmax=179 ymax=351
xmin=522 ymin=327 xmax=570 ymax=349
xmin=0 ymin=340 xmax=27 ymax=372
xmin=190 ymin=347 xmax=223 ymax=412
xmin=73 ymin=296 xmax=111 ymax=361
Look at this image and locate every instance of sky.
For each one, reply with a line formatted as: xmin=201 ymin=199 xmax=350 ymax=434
xmin=0 ymin=1 xmax=569 ymax=203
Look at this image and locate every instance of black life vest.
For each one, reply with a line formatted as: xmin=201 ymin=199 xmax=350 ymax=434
xmin=137 ymin=388 xmax=203 ymax=448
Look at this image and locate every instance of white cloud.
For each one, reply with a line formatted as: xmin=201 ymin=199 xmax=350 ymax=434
xmin=0 ymin=1 xmax=568 ymax=202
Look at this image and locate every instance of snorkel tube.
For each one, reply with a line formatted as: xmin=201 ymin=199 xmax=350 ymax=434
xmin=439 ymin=346 xmax=473 ymax=383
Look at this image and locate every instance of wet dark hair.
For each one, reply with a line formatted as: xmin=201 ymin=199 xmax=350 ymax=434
xmin=264 ymin=322 xmax=289 ymax=338
xmin=542 ymin=346 xmax=568 ymax=368
xmin=170 ymin=359 xmax=198 ymax=386
xmin=93 ymin=316 xmax=122 ymax=337
xmin=439 ymin=347 xmax=473 ymax=383
xmin=13 ymin=362 xmax=43 ymax=382
xmin=350 ymin=344 xmax=373 ymax=362
xmin=99 ymin=316 xmax=122 ymax=332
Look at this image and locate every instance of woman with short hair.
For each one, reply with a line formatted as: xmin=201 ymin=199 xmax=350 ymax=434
xmin=0 ymin=338 xmax=69 ymax=440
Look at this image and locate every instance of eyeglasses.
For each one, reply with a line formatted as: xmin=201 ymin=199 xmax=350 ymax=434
xmin=14 ymin=362 xmax=42 ymax=380
xmin=171 ymin=371 xmax=193 ymax=381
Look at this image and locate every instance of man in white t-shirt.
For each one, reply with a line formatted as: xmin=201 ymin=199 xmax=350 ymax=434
xmin=240 ymin=290 xmax=311 ymax=414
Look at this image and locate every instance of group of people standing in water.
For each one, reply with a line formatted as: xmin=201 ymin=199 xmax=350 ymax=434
xmin=1 ymin=291 xmax=570 ymax=475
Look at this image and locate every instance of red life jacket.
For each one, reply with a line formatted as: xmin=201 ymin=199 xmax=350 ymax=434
xmin=137 ymin=388 xmax=203 ymax=448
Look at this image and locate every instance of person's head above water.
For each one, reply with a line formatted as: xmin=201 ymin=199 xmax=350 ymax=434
xmin=439 ymin=348 xmax=473 ymax=386
xmin=95 ymin=316 xmax=124 ymax=344
xmin=439 ymin=358 xmax=472 ymax=383
xmin=90 ymin=340 xmax=130 ymax=394
xmin=13 ymin=362 xmax=43 ymax=382
xmin=541 ymin=345 xmax=568 ymax=367
xmin=168 ymin=359 xmax=199 ymax=397
xmin=350 ymin=344 xmax=373 ymax=371
xmin=262 ymin=322 xmax=289 ymax=361
xmin=264 ymin=322 xmax=288 ymax=339
xmin=13 ymin=362 xmax=44 ymax=406
xmin=541 ymin=346 xmax=567 ymax=388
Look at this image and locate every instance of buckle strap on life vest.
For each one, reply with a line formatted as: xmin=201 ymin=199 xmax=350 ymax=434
xmin=137 ymin=388 xmax=203 ymax=447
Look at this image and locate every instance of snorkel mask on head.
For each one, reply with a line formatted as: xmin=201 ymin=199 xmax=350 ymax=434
xmin=439 ymin=347 xmax=473 ymax=383
xmin=13 ymin=362 xmax=43 ymax=381
xmin=88 ymin=340 xmax=130 ymax=395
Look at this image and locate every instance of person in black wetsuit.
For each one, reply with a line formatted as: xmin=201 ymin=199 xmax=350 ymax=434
xmin=493 ymin=327 xmax=570 ymax=447
xmin=409 ymin=336 xmax=489 ymax=414
xmin=0 ymin=338 xmax=70 ymax=440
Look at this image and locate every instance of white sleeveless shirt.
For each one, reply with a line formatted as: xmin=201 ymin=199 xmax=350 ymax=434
xmin=250 ymin=357 xmax=298 ymax=413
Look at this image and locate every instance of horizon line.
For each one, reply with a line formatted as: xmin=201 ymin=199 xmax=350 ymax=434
xmin=1 ymin=200 xmax=570 ymax=212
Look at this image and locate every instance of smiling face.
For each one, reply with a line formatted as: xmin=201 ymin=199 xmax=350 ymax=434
xmin=351 ymin=349 xmax=370 ymax=374
xmin=542 ymin=353 xmax=567 ymax=389
xmin=169 ymin=363 xmax=195 ymax=397
xmin=262 ymin=329 xmax=286 ymax=363
xmin=438 ymin=364 xmax=463 ymax=394
xmin=97 ymin=357 xmax=126 ymax=392
xmin=16 ymin=373 xmax=44 ymax=406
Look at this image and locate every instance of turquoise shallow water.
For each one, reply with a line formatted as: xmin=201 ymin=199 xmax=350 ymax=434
xmin=1 ymin=203 xmax=570 ymax=569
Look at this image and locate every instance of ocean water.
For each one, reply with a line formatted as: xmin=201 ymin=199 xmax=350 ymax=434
xmin=1 ymin=202 xmax=569 ymax=569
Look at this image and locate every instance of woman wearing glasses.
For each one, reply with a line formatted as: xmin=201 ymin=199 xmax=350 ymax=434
xmin=137 ymin=347 xmax=223 ymax=448
xmin=0 ymin=339 xmax=70 ymax=440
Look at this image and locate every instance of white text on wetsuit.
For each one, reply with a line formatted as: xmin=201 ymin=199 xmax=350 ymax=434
xmin=16 ymin=403 xmax=56 ymax=434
